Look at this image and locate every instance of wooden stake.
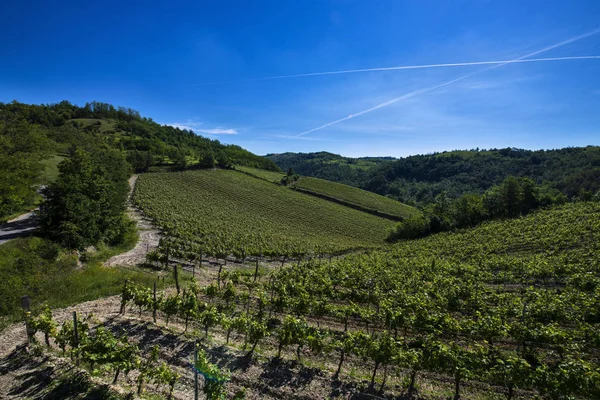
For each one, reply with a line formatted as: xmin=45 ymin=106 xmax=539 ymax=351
xmin=73 ymin=311 xmax=79 ymax=366
xmin=21 ymin=296 xmax=32 ymax=344
xmin=153 ymin=282 xmax=157 ymax=323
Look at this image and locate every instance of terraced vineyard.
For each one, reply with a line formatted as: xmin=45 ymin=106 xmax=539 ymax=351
xmin=134 ymin=170 xmax=395 ymax=257
xmin=237 ymin=166 xmax=418 ymax=220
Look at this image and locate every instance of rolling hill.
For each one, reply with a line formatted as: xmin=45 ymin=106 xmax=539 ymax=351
xmin=237 ymin=166 xmax=418 ymax=220
xmin=134 ymin=169 xmax=397 ymax=256
xmin=268 ymin=147 xmax=600 ymax=206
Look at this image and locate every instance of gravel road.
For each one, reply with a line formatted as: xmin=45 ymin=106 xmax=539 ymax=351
xmin=0 ymin=211 xmax=38 ymax=245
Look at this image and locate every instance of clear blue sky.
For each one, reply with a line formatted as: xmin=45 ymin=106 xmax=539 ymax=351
xmin=1 ymin=0 xmax=599 ymax=157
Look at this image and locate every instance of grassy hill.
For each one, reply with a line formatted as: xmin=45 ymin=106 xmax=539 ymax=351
xmin=134 ymin=169 xmax=396 ymax=256
xmin=236 ymin=166 xmax=418 ymax=220
xmin=294 ymin=176 xmax=418 ymax=219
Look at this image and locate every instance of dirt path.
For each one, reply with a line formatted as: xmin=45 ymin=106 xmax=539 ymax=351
xmin=105 ymin=175 xmax=162 ymax=267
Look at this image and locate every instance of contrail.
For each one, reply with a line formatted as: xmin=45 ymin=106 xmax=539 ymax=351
xmin=187 ymin=55 xmax=600 ymax=86
xmin=286 ymin=28 xmax=600 ymax=140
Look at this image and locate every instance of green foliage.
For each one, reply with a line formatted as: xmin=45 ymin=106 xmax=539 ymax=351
xmin=0 ymin=117 xmax=49 ymax=218
xmin=386 ymin=214 xmax=429 ymax=242
xmin=194 ymin=346 xmax=230 ymax=400
xmin=134 ymin=170 xmax=396 ymax=257
xmin=0 ymin=236 xmax=170 ymax=326
xmin=269 ymin=147 xmax=600 ymax=207
xmin=39 ymin=149 xmax=131 ymax=249
xmin=294 ymin=176 xmax=418 ymax=218
xmin=389 ymin=176 xmax=567 ymax=242
xmin=0 ymin=100 xmax=280 ymax=173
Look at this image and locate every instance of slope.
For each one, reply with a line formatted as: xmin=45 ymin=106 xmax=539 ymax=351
xmin=236 ymin=166 xmax=418 ymax=220
xmin=134 ymin=169 xmax=396 ymax=256
xmin=268 ymin=147 xmax=600 ymax=206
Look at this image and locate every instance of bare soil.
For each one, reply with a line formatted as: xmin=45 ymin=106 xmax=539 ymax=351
xmin=105 ymin=175 xmax=162 ymax=267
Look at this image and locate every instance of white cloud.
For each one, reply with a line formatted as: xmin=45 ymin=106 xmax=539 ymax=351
xmin=195 ymin=128 xmax=238 ymax=135
xmin=163 ymin=121 xmax=202 ymax=131
xmin=269 ymin=134 xmax=336 ymax=141
xmin=162 ymin=121 xmax=238 ymax=135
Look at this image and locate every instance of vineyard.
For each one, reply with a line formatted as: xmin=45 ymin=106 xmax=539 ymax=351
xmin=133 ymin=170 xmax=396 ymax=257
xmin=293 ymin=176 xmax=417 ymax=219
xmin=235 ymin=166 xmax=284 ymax=184
xmin=236 ymin=166 xmax=418 ymax=220
xmin=16 ymin=200 xmax=599 ymax=399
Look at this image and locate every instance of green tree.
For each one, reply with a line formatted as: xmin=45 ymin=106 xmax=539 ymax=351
xmin=39 ymin=149 xmax=130 ymax=249
xmin=0 ymin=118 xmax=48 ymax=218
xmin=452 ymin=193 xmax=486 ymax=227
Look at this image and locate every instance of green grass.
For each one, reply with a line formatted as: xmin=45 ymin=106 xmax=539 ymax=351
xmin=39 ymin=154 xmax=66 ymax=184
xmin=135 ymin=169 xmax=396 ymax=256
xmin=294 ymin=176 xmax=418 ymax=219
xmin=0 ymin=221 xmax=172 ymax=331
xmin=70 ymin=118 xmax=117 ymax=133
xmin=236 ymin=165 xmax=285 ymax=183
xmin=236 ymin=166 xmax=418 ymax=219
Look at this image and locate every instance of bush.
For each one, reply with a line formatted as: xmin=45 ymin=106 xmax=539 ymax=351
xmin=386 ymin=214 xmax=429 ymax=242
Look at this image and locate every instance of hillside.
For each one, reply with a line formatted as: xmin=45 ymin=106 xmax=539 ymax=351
xmin=237 ymin=166 xmax=418 ymax=220
xmin=0 ymin=101 xmax=279 ymax=220
xmin=134 ymin=169 xmax=396 ymax=256
xmin=266 ymin=151 xmax=392 ymax=189
xmin=4 ymin=201 xmax=598 ymax=399
xmin=268 ymin=147 xmax=600 ymax=206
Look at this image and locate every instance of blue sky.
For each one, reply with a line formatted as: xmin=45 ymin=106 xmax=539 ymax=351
xmin=1 ymin=0 xmax=599 ymax=157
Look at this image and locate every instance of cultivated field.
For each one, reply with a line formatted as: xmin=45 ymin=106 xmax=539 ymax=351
xmin=134 ymin=169 xmax=396 ymax=257
xmin=237 ymin=166 xmax=418 ymax=220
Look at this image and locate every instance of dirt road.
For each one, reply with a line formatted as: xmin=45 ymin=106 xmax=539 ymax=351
xmin=104 ymin=175 xmax=162 ymax=266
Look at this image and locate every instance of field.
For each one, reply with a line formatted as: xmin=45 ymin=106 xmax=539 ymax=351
xmin=294 ymin=176 xmax=418 ymax=219
xmin=13 ymin=201 xmax=599 ymax=399
xmin=236 ymin=165 xmax=285 ymax=183
xmin=71 ymin=117 xmax=119 ymax=133
xmin=134 ymin=169 xmax=396 ymax=257
xmin=237 ymin=166 xmax=418 ymax=219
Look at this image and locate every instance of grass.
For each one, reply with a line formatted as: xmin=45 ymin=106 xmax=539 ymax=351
xmin=70 ymin=118 xmax=117 ymax=133
xmin=135 ymin=169 xmax=396 ymax=255
xmin=39 ymin=154 xmax=66 ymax=184
xmin=236 ymin=166 xmax=418 ymax=220
xmin=236 ymin=165 xmax=285 ymax=183
xmin=294 ymin=176 xmax=418 ymax=219
xmin=0 ymin=221 xmax=173 ymax=332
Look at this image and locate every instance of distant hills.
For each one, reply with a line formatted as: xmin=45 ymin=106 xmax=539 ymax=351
xmin=267 ymin=147 xmax=600 ymax=206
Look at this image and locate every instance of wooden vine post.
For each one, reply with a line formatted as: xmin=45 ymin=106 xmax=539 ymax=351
xmin=174 ymin=264 xmax=180 ymax=294
xmin=153 ymin=282 xmax=157 ymax=323
xmin=73 ymin=311 xmax=79 ymax=366
xmin=20 ymin=296 xmax=33 ymax=344
xmin=194 ymin=344 xmax=199 ymax=400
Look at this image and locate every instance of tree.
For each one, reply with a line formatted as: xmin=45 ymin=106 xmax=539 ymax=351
xmin=216 ymin=151 xmax=231 ymax=169
xmin=452 ymin=193 xmax=486 ymax=227
xmin=198 ymin=150 xmax=216 ymax=169
xmin=0 ymin=118 xmax=48 ymax=218
xmin=386 ymin=214 xmax=429 ymax=241
xmin=39 ymin=149 xmax=130 ymax=249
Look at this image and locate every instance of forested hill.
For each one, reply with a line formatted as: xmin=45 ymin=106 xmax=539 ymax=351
xmin=268 ymin=147 xmax=600 ymax=206
xmin=0 ymin=100 xmax=278 ymax=220
xmin=0 ymin=101 xmax=279 ymax=172
xmin=266 ymin=152 xmax=393 ymax=188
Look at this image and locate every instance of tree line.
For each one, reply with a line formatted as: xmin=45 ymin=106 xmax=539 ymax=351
xmin=386 ymin=175 xmax=595 ymax=241
xmin=268 ymin=147 xmax=600 ymax=207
